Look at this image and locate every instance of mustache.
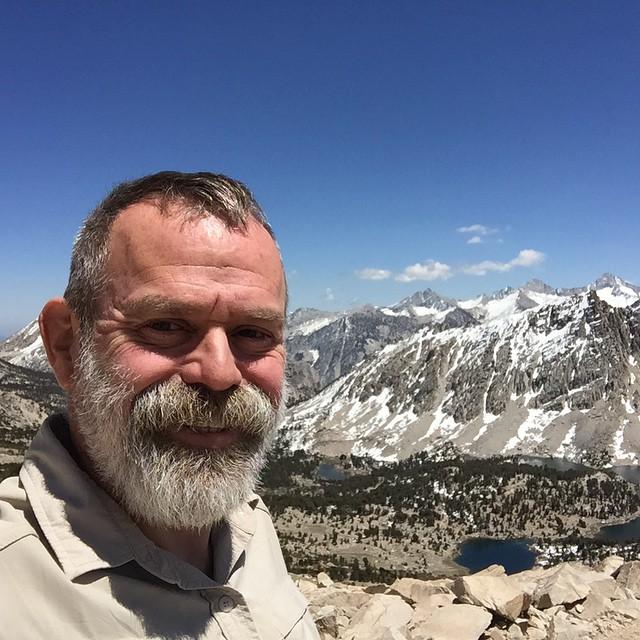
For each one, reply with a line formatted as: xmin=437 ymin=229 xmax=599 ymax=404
xmin=129 ymin=377 xmax=279 ymax=437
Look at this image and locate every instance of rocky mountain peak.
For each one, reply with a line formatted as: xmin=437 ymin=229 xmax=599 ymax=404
xmin=514 ymin=290 xmax=538 ymax=310
xmin=285 ymin=288 xmax=640 ymax=465
xmin=591 ymin=272 xmax=640 ymax=294
xmin=521 ymin=278 xmax=556 ymax=294
xmin=592 ymin=272 xmax=623 ymax=288
xmin=288 ymin=307 xmax=335 ymax=325
xmin=488 ymin=285 xmax=516 ymax=301
xmin=394 ymin=288 xmax=457 ymax=313
xmin=0 ymin=320 xmax=49 ymax=372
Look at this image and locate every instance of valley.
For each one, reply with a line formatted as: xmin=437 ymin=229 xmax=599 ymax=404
xmin=260 ymin=445 xmax=640 ymax=581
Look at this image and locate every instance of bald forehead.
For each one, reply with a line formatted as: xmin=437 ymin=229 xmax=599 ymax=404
xmin=103 ymin=201 xmax=284 ymax=296
xmin=109 ymin=200 xmax=281 ymax=259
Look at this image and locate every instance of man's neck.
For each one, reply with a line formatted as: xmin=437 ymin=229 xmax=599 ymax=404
xmin=136 ymin=522 xmax=213 ymax=576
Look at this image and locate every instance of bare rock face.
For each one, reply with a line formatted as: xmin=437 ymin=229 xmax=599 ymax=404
xmin=579 ymin=592 xmax=614 ymax=620
xmin=547 ymin=609 xmax=594 ymax=639
xmin=309 ymin=584 xmax=371 ymax=621
xmin=286 ymin=308 xmax=421 ymax=405
xmin=453 ymin=574 xmax=528 ymax=621
xmin=342 ymin=594 xmax=413 ymax=640
xmin=532 ymin=564 xmax=595 ymax=609
xmin=0 ymin=359 xmax=64 ymax=467
xmin=611 ymin=599 xmax=640 ymax=620
xmin=317 ymin=571 xmax=334 ymax=588
xmin=598 ymin=555 xmax=625 ymax=576
xmin=314 ymin=605 xmax=339 ymax=638
xmin=475 ymin=564 xmax=507 ymax=577
xmin=616 ymin=561 xmax=640 ymax=597
xmin=390 ymin=577 xmax=454 ymax=605
xmin=302 ymin=557 xmax=640 ymax=639
xmin=589 ymin=577 xmax=627 ymax=601
xmin=410 ymin=603 xmax=492 ymax=640
xmin=506 ymin=567 xmax=548 ymax=599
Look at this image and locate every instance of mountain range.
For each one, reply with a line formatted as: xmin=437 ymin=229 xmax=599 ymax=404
xmin=2 ymin=273 xmax=640 ymax=466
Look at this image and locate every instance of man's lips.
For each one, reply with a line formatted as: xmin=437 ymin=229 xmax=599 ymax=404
xmin=166 ymin=427 xmax=242 ymax=449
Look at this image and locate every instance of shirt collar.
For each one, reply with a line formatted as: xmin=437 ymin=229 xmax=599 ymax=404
xmin=20 ymin=415 xmax=258 ymax=588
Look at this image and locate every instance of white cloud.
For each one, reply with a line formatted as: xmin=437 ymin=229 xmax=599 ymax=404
xmin=463 ymin=249 xmax=546 ymax=276
xmin=396 ymin=260 xmax=452 ymax=282
xmin=323 ymin=287 xmax=335 ymax=301
xmin=467 ymin=235 xmax=483 ymax=245
xmin=462 ymin=260 xmax=512 ymax=276
xmin=355 ymin=268 xmax=392 ymax=281
xmin=510 ymin=249 xmax=545 ymax=267
xmin=457 ymin=224 xmax=498 ymax=236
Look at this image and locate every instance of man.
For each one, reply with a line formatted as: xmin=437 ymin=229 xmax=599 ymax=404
xmin=0 ymin=172 xmax=320 ymax=639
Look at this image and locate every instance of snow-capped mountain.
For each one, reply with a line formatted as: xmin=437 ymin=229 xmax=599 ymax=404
xmin=284 ymin=290 xmax=640 ymax=466
xmin=0 ymin=320 xmax=49 ymax=372
xmin=587 ymin=273 xmax=640 ymax=308
xmin=284 ymin=275 xmax=639 ymax=406
xmin=286 ymin=307 xmax=420 ymax=404
xmin=379 ymin=289 xmax=478 ymax=330
xmin=2 ymin=273 xmax=640 ymax=465
xmin=287 ymin=308 xmax=343 ymax=337
xmin=385 ymin=288 xmax=457 ymax=316
xmin=458 ymin=281 xmax=568 ymax=323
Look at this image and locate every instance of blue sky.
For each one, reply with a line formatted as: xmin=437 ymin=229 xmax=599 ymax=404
xmin=1 ymin=1 xmax=639 ymax=336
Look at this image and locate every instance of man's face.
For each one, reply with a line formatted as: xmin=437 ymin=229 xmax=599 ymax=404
xmin=69 ymin=201 xmax=287 ymax=530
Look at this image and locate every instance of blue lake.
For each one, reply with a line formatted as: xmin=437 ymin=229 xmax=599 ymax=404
xmin=518 ymin=456 xmax=640 ymax=486
xmin=518 ymin=457 xmax=640 ymax=542
xmin=611 ymin=465 xmax=640 ymax=485
xmin=456 ymin=538 xmax=537 ymax=574
xmin=515 ymin=456 xmax=589 ymax=473
xmin=317 ymin=463 xmax=345 ymax=481
xmin=598 ymin=517 xmax=640 ymax=543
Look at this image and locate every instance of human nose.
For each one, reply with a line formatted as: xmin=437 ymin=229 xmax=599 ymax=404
xmin=178 ymin=328 xmax=243 ymax=391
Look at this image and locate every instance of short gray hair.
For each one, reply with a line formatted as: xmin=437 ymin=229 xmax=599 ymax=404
xmin=64 ymin=171 xmax=275 ymax=326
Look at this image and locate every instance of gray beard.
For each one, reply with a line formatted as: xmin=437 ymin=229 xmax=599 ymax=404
xmin=70 ymin=336 xmax=284 ymax=531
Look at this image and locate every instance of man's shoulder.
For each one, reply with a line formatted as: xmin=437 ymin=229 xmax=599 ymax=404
xmin=250 ymin=492 xmax=272 ymax=517
xmin=247 ymin=493 xmax=280 ymax=538
xmin=0 ymin=474 xmax=38 ymax=552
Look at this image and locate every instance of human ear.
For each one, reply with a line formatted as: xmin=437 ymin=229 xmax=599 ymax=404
xmin=39 ymin=298 xmax=79 ymax=391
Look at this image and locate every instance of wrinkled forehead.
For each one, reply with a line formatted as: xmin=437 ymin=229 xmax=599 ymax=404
xmin=104 ymin=201 xmax=286 ymax=300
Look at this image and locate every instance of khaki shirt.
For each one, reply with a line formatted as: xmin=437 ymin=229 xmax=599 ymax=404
xmin=0 ymin=417 xmax=319 ymax=639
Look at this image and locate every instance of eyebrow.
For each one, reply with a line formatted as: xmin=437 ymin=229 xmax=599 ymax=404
xmin=119 ymin=295 xmax=285 ymax=324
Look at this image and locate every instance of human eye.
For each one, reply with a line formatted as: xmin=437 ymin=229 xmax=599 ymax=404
xmin=136 ymin=319 xmax=190 ymax=346
xmin=234 ymin=327 xmax=271 ymax=341
xmin=146 ymin=320 xmax=184 ymax=332
xmin=232 ymin=326 xmax=278 ymax=351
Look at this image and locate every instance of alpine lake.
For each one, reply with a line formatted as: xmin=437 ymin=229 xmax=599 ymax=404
xmin=314 ymin=456 xmax=640 ymax=575
xmin=455 ymin=456 xmax=640 ymax=574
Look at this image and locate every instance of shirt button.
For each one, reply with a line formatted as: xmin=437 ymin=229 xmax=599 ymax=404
xmin=218 ymin=595 xmax=236 ymax=613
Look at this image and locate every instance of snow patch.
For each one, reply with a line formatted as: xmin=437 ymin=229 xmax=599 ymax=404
xmin=612 ymin=421 xmax=639 ymax=463
xmin=596 ymin=286 xmax=639 ymax=308
xmin=526 ymin=292 xmax=564 ymax=307
xmin=458 ymin=296 xmax=483 ymax=310
xmin=502 ymin=408 xmax=560 ymax=453
xmin=555 ymin=425 xmax=576 ymax=457
xmin=291 ymin=317 xmax=336 ymax=336
xmin=380 ymin=308 xmax=409 ymax=317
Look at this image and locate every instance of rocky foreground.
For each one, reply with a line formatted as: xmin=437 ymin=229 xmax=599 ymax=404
xmin=299 ymin=556 xmax=640 ymax=639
